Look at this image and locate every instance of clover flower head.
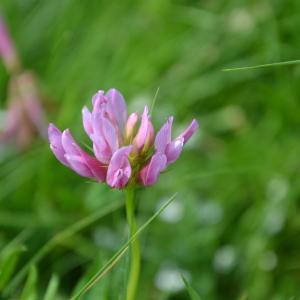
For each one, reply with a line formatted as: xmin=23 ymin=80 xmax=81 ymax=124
xmin=48 ymin=88 xmax=198 ymax=189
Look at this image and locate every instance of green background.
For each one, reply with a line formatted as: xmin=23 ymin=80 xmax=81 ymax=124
xmin=0 ymin=0 xmax=300 ymax=299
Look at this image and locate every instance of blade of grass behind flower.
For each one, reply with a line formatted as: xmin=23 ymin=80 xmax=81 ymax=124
xmin=71 ymin=192 xmax=177 ymax=300
xmin=223 ymin=59 xmax=300 ymax=71
xmin=3 ymin=199 xmax=123 ymax=297
xmin=150 ymin=87 xmax=160 ymax=115
xmin=181 ymin=275 xmax=202 ymax=300
xmin=182 ymin=165 xmax=271 ymax=183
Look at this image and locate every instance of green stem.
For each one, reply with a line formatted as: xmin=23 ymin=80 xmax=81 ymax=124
xmin=125 ymin=188 xmax=140 ymax=300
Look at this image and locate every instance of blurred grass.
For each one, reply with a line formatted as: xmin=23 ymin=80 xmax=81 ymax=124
xmin=0 ymin=0 xmax=300 ymax=299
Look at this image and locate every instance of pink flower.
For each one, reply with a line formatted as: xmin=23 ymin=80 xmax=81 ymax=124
xmin=0 ymin=72 xmax=47 ymax=149
xmin=0 ymin=16 xmax=20 ymax=73
xmin=0 ymin=16 xmax=47 ymax=149
xmin=48 ymin=88 xmax=198 ymax=189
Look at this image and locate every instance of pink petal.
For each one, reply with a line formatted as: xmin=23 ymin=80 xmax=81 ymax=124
xmin=60 ymin=129 xmax=106 ymax=181
xmin=3 ymin=99 xmax=23 ymax=139
xmin=84 ymin=155 xmax=107 ymax=182
xmin=92 ymin=133 xmax=111 ymax=164
xmin=139 ymin=153 xmax=167 ymax=186
xmin=64 ymin=154 xmax=94 ymax=178
xmin=82 ymin=106 xmax=93 ymax=137
xmin=106 ymin=146 xmax=133 ymax=189
xmin=92 ymin=113 xmax=118 ymax=161
xmin=17 ymin=72 xmax=47 ymax=137
xmin=133 ymin=106 xmax=154 ymax=151
xmin=92 ymin=90 xmax=104 ymax=105
xmin=65 ymin=153 xmax=107 ymax=182
xmin=125 ymin=112 xmax=139 ymax=139
xmin=0 ymin=16 xmax=19 ymax=72
xmin=92 ymin=90 xmax=108 ymax=117
xmin=101 ymin=116 xmax=119 ymax=154
xmin=154 ymin=116 xmax=173 ymax=153
xmin=106 ymin=88 xmax=127 ymax=130
xmin=178 ymin=119 xmax=199 ymax=144
xmin=48 ymin=124 xmax=69 ymax=166
xmin=61 ymin=129 xmax=81 ymax=156
xmin=165 ymin=137 xmax=184 ymax=164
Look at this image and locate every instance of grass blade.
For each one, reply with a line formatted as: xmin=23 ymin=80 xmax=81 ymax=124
xmin=71 ymin=193 xmax=177 ymax=300
xmin=223 ymin=59 xmax=300 ymax=72
xmin=43 ymin=274 xmax=59 ymax=300
xmin=150 ymin=87 xmax=160 ymax=115
xmin=20 ymin=266 xmax=37 ymax=300
xmin=181 ymin=275 xmax=202 ymax=300
xmin=0 ymin=245 xmax=25 ymax=291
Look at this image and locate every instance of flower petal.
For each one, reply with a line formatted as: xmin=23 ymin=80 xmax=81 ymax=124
xmin=165 ymin=137 xmax=184 ymax=164
xmin=91 ymin=113 xmax=118 ymax=161
xmin=154 ymin=116 xmax=173 ymax=153
xmin=61 ymin=129 xmax=106 ymax=181
xmin=0 ymin=16 xmax=19 ymax=72
xmin=65 ymin=153 xmax=107 ymax=181
xmin=48 ymin=124 xmax=69 ymax=166
xmin=82 ymin=106 xmax=93 ymax=137
xmin=92 ymin=90 xmax=107 ymax=114
xmin=139 ymin=153 xmax=167 ymax=186
xmin=84 ymin=155 xmax=107 ymax=182
xmin=133 ymin=106 xmax=154 ymax=151
xmin=125 ymin=112 xmax=139 ymax=140
xmin=92 ymin=134 xmax=111 ymax=164
xmin=61 ymin=129 xmax=81 ymax=156
xmin=178 ymin=119 xmax=199 ymax=144
xmin=64 ymin=154 xmax=94 ymax=178
xmin=106 ymin=88 xmax=127 ymax=130
xmin=101 ymin=116 xmax=119 ymax=153
xmin=106 ymin=146 xmax=133 ymax=189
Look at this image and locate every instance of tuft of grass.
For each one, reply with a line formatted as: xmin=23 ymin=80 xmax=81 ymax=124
xmin=3 ymin=199 xmax=123 ymax=297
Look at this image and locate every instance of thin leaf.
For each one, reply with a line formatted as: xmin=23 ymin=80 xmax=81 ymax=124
xmin=150 ymin=87 xmax=160 ymax=115
xmin=0 ymin=229 xmax=32 ymax=255
xmin=20 ymin=266 xmax=37 ymax=300
xmin=71 ymin=193 xmax=177 ymax=300
xmin=181 ymin=275 xmax=202 ymax=300
xmin=72 ymin=255 xmax=109 ymax=300
xmin=43 ymin=274 xmax=59 ymax=300
xmin=223 ymin=59 xmax=300 ymax=72
xmin=3 ymin=199 xmax=123 ymax=297
xmin=0 ymin=245 xmax=25 ymax=291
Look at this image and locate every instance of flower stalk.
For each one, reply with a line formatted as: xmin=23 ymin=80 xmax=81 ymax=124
xmin=125 ymin=188 xmax=140 ymax=300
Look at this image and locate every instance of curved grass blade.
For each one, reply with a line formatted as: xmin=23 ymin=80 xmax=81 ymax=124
xmin=223 ymin=59 xmax=300 ymax=72
xmin=0 ymin=229 xmax=32 ymax=256
xmin=43 ymin=274 xmax=59 ymax=300
xmin=3 ymin=199 xmax=123 ymax=297
xmin=0 ymin=245 xmax=26 ymax=291
xmin=181 ymin=275 xmax=202 ymax=300
xmin=71 ymin=193 xmax=177 ymax=300
xmin=20 ymin=265 xmax=37 ymax=300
